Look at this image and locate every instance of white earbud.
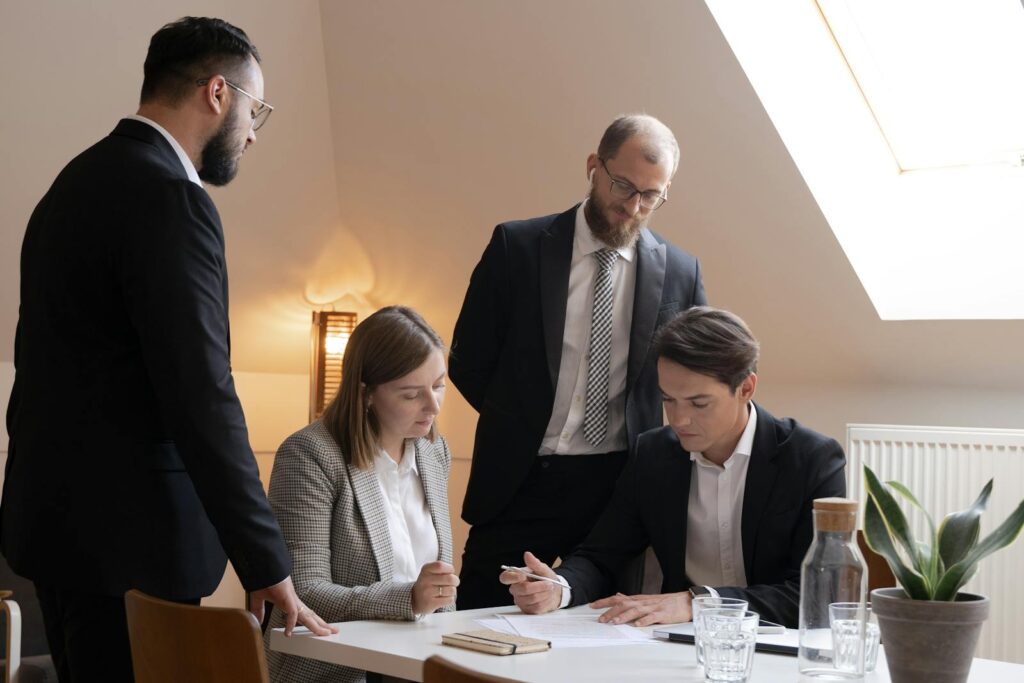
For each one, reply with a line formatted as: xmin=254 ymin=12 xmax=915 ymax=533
xmin=588 ymin=168 xmax=595 ymax=182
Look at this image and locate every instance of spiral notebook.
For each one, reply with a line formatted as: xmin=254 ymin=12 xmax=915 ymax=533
xmin=442 ymin=629 xmax=552 ymax=656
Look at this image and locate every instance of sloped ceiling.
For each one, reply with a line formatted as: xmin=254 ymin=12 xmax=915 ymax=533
xmin=317 ymin=0 xmax=1023 ymax=390
xmin=2 ymin=0 xmax=1021 ymax=394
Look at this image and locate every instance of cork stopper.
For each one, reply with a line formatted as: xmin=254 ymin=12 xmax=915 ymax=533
xmin=813 ymin=497 xmax=858 ymax=532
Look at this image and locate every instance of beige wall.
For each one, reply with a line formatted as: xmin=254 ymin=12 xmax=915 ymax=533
xmin=0 ymin=0 xmax=345 ymax=377
xmin=2 ymin=0 xmax=1023 ymax=614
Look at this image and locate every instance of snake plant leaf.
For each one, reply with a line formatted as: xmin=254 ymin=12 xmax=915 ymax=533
xmin=932 ymin=496 xmax=1024 ymax=601
xmin=888 ymin=480 xmax=939 ymax=586
xmin=863 ymin=493 xmax=931 ymax=599
xmin=936 ymin=479 xmax=991 ymax=571
xmin=864 ymin=466 xmax=920 ymax=570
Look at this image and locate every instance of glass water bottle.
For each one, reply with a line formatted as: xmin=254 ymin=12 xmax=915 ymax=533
xmin=798 ymin=497 xmax=868 ymax=679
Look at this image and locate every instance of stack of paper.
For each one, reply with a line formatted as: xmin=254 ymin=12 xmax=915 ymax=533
xmin=474 ymin=613 xmax=657 ymax=649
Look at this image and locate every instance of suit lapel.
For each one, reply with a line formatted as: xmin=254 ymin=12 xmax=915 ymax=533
xmin=416 ymin=439 xmax=453 ymax=564
xmin=740 ymin=403 xmax=780 ymax=580
xmin=627 ymin=229 xmax=666 ymax=392
xmin=661 ymin=440 xmax=694 ymax=591
xmin=539 ymin=207 xmax=577 ymax=390
xmin=346 ymin=461 xmax=396 ymax=580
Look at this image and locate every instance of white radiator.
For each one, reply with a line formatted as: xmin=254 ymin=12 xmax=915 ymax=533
xmin=846 ymin=424 xmax=1024 ymax=664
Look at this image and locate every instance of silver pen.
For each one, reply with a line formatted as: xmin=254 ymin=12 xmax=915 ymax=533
xmin=500 ymin=565 xmax=564 ymax=587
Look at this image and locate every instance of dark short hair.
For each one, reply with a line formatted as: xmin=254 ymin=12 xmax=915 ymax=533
xmin=597 ymin=114 xmax=680 ymax=174
xmin=140 ymin=17 xmax=260 ymax=104
xmin=654 ymin=306 xmax=760 ymax=392
xmin=321 ymin=306 xmax=446 ymax=470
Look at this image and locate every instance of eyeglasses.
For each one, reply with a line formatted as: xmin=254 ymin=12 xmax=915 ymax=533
xmin=196 ymin=77 xmax=274 ymax=131
xmin=598 ymin=158 xmax=668 ymax=211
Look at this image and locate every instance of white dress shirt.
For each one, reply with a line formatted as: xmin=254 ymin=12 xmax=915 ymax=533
xmin=685 ymin=403 xmax=758 ymax=589
xmin=127 ymin=114 xmax=203 ymax=188
xmin=373 ymin=441 xmax=439 ymax=584
xmin=540 ymin=202 xmax=637 ymax=455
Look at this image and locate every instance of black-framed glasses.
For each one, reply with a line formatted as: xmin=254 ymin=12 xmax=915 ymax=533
xmin=197 ymin=77 xmax=274 ymax=131
xmin=598 ymin=157 xmax=668 ymax=211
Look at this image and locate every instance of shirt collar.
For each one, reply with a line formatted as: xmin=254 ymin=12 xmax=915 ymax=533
xmin=575 ymin=201 xmax=636 ymax=263
xmin=691 ymin=403 xmax=758 ymax=469
xmin=375 ymin=440 xmax=419 ymax=475
xmin=127 ymin=114 xmax=203 ymax=188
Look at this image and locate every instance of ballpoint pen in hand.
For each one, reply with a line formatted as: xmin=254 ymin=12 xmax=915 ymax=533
xmin=500 ymin=565 xmax=564 ymax=587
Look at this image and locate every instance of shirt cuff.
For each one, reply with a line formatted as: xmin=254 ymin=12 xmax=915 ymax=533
xmin=704 ymin=585 xmax=721 ymax=598
xmin=556 ymin=574 xmax=572 ymax=609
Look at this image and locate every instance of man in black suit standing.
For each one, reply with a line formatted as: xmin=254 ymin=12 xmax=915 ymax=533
xmin=501 ymin=307 xmax=847 ymax=627
xmin=451 ymin=115 xmax=708 ymax=609
xmin=1 ymin=17 xmax=333 ymax=681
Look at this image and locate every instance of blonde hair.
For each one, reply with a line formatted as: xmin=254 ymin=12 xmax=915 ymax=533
xmin=321 ymin=306 xmax=444 ymax=469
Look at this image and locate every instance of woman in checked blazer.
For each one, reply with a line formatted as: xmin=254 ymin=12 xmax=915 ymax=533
xmin=264 ymin=306 xmax=458 ymax=683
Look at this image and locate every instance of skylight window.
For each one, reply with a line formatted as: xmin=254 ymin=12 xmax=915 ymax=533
xmin=818 ymin=0 xmax=1024 ymax=171
xmin=706 ymin=0 xmax=1024 ymax=320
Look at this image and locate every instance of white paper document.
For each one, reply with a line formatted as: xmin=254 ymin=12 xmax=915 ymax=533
xmin=490 ymin=613 xmax=656 ymax=649
xmin=474 ymin=617 xmax=518 ymax=635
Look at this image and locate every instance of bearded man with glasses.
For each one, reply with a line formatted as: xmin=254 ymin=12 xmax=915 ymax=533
xmin=451 ymin=114 xmax=709 ymax=609
xmin=2 ymin=16 xmax=333 ymax=681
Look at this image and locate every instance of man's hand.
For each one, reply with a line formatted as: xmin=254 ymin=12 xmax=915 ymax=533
xmin=590 ymin=591 xmax=692 ymax=627
xmin=411 ymin=561 xmax=460 ymax=615
xmin=499 ymin=551 xmax=563 ymax=614
xmin=249 ymin=576 xmax=337 ymax=637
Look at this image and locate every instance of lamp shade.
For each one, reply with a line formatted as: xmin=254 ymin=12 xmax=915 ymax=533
xmin=309 ymin=311 xmax=357 ymax=422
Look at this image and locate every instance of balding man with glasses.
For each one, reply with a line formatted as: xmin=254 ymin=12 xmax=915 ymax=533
xmin=2 ymin=17 xmax=333 ymax=681
xmin=451 ymin=115 xmax=708 ymax=609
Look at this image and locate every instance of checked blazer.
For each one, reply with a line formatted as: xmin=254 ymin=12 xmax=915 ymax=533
xmin=263 ymin=421 xmax=454 ymax=683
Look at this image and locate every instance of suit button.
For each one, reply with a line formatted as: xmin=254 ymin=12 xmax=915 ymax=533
xmin=541 ymin=461 xmax=550 ymax=469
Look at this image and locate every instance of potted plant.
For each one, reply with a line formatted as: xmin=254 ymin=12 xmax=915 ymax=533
xmin=862 ymin=464 xmax=1024 ymax=683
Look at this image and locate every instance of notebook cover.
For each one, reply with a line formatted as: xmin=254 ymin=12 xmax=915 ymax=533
xmin=442 ymin=629 xmax=552 ymax=656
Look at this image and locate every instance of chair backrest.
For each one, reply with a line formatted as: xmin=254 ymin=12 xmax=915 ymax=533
xmin=857 ymin=529 xmax=897 ymax=594
xmin=124 ymin=589 xmax=269 ymax=683
xmin=423 ymin=655 xmax=521 ymax=683
xmin=0 ymin=555 xmax=49 ymax=657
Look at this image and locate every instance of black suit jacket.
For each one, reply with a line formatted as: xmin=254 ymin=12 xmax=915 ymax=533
xmin=556 ymin=403 xmax=847 ymax=627
xmin=1 ymin=119 xmax=290 ymax=600
xmin=450 ymin=205 xmax=706 ymax=525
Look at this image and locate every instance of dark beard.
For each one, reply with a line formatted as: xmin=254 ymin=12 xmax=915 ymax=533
xmin=584 ymin=188 xmax=645 ymax=249
xmin=199 ymin=117 xmax=244 ymax=186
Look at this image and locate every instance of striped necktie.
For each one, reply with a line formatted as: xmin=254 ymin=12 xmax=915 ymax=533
xmin=582 ymin=248 xmax=619 ymax=446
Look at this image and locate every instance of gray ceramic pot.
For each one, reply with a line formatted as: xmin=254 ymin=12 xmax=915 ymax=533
xmin=871 ymin=587 xmax=990 ymax=683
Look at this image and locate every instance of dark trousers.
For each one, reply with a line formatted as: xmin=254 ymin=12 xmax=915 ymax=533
xmin=457 ymin=451 xmax=627 ymax=610
xmin=35 ymin=583 xmax=199 ymax=683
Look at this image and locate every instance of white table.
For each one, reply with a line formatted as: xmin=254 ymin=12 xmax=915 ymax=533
xmin=269 ymin=605 xmax=1023 ymax=682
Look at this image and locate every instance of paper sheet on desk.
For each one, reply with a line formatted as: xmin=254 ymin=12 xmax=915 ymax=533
xmin=475 ymin=614 xmax=656 ymax=648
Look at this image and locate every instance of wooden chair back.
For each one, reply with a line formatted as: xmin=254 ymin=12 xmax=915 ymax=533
xmin=423 ymin=655 xmax=521 ymax=683
xmin=857 ymin=529 xmax=897 ymax=594
xmin=124 ymin=589 xmax=269 ymax=683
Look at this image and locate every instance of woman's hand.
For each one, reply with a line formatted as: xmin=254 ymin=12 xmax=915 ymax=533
xmin=411 ymin=561 xmax=459 ymax=615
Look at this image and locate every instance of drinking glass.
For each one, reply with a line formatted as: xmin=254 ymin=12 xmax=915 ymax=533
xmin=699 ymin=609 xmax=759 ymax=683
xmin=692 ymin=596 xmax=748 ymax=665
xmin=829 ymin=602 xmax=880 ymax=673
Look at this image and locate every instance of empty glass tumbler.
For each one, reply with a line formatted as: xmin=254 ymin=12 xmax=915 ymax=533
xmin=699 ymin=608 xmax=759 ymax=683
xmin=830 ymin=602 xmax=880 ymax=673
xmin=692 ymin=596 xmax=748 ymax=665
